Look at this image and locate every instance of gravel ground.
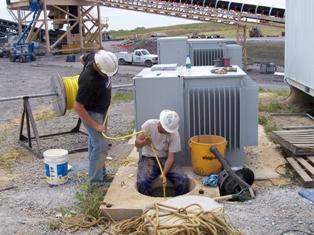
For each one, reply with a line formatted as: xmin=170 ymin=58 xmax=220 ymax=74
xmin=0 ymin=50 xmax=313 ymax=235
xmin=224 ymin=186 xmax=314 ymax=235
xmin=0 ymin=55 xmax=138 ymax=235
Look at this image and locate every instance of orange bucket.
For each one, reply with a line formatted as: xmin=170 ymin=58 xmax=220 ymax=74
xmin=189 ymin=135 xmax=227 ymax=176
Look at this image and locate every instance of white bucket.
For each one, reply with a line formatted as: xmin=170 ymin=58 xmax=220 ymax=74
xmin=43 ymin=149 xmax=69 ymax=185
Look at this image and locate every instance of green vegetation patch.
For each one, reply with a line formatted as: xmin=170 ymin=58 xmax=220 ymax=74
xmin=258 ymin=114 xmax=277 ymax=134
xmin=112 ymin=91 xmax=134 ymax=103
xmin=259 ymin=88 xmax=290 ymax=97
xmin=259 ymin=102 xmax=301 ymax=113
xmin=0 ymin=150 xmax=21 ymax=169
xmin=109 ymin=22 xmax=283 ymax=39
xmin=75 ymin=182 xmax=105 ymax=219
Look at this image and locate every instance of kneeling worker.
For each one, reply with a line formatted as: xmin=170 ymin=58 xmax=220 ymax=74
xmin=135 ymin=110 xmax=189 ymax=196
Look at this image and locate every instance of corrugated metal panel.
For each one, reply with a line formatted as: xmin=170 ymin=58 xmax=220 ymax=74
xmin=192 ymin=48 xmax=223 ymax=66
xmin=188 ymin=87 xmax=240 ymax=151
xmin=285 ymin=0 xmax=314 ymax=92
xmin=210 ymin=0 xmax=285 ymax=9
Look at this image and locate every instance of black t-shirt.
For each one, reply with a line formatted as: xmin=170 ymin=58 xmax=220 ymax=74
xmin=76 ymin=53 xmax=111 ymax=114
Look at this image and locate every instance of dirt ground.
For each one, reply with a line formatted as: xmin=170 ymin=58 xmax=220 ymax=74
xmin=0 ymin=55 xmax=313 ymax=235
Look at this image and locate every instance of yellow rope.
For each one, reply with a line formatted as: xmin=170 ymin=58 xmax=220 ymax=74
xmin=101 ymin=107 xmax=166 ymax=197
xmin=111 ymin=203 xmax=243 ymax=235
xmin=150 ymin=142 xmax=167 ymax=198
xmin=62 ymin=203 xmax=244 ymax=234
xmin=62 ymin=214 xmax=111 ymax=233
xmin=62 ymin=75 xmax=167 ymax=197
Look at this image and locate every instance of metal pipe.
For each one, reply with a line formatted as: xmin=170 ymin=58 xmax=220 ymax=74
xmin=0 ymin=84 xmax=134 ymax=103
xmin=112 ymin=83 xmax=134 ymax=89
xmin=0 ymin=92 xmax=57 ymax=102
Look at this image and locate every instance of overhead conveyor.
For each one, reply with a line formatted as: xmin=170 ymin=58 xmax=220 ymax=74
xmin=6 ymin=0 xmax=285 ymax=55
xmin=91 ymin=0 xmax=285 ymax=28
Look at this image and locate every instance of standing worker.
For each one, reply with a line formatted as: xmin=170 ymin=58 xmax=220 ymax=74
xmin=135 ymin=110 xmax=189 ymax=196
xmin=74 ymin=50 xmax=118 ymax=184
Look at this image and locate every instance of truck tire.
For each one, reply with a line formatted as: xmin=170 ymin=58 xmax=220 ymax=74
xmin=118 ymin=58 xmax=126 ymax=65
xmin=20 ymin=55 xmax=25 ymax=63
xmin=31 ymin=54 xmax=36 ymax=61
xmin=9 ymin=53 xmax=16 ymax=62
xmin=145 ymin=60 xmax=153 ymax=67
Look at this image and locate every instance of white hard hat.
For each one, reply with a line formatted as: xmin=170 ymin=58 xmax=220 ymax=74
xmin=159 ymin=110 xmax=180 ymax=133
xmin=94 ymin=50 xmax=118 ymax=76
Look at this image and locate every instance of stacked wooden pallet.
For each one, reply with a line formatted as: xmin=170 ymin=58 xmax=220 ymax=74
xmin=272 ymin=128 xmax=314 ymax=187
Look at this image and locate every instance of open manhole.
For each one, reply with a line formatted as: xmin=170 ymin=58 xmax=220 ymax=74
xmin=137 ymin=177 xmax=196 ymax=197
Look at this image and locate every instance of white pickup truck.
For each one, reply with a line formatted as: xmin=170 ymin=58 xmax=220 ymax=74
xmin=116 ymin=49 xmax=158 ymax=67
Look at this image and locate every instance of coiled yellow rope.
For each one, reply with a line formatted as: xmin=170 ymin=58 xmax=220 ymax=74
xmin=62 ymin=203 xmax=243 ymax=235
xmin=111 ymin=203 xmax=243 ymax=235
xmin=63 ymin=75 xmax=79 ymax=110
xmin=62 ymin=75 xmax=167 ymax=197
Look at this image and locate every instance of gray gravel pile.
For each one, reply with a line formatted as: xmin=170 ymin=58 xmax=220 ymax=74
xmin=224 ymin=185 xmax=314 ymax=235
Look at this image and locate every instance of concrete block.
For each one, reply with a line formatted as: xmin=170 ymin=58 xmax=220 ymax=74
xmin=101 ymin=149 xmax=220 ymax=221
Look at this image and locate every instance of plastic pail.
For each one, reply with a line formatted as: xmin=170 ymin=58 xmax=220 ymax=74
xmin=43 ymin=149 xmax=69 ymax=185
xmin=189 ymin=135 xmax=227 ymax=176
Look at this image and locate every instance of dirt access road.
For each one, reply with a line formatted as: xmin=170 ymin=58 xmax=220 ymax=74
xmin=0 ymin=55 xmax=313 ymax=235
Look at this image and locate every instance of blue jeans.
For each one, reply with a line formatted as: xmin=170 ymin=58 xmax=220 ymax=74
xmin=82 ymin=111 xmax=108 ymax=183
xmin=137 ymin=156 xmax=189 ymax=196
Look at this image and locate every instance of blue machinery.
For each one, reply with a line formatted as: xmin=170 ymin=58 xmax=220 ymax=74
xmin=10 ymin=0 xmax=41 ymax=62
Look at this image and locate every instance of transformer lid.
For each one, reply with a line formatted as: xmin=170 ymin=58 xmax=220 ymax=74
xmin=151 ymin=64 xmax=178 ymax=71
xmin=181 ymin=65 xmax=246 ymax=79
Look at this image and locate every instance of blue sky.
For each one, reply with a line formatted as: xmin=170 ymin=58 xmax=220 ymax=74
xmin=0 ymin=5 xmax=197 ymax=30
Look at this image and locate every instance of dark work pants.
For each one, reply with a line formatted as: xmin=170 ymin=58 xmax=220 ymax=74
xmin=137 ymin=156 xmax=189 ymax=196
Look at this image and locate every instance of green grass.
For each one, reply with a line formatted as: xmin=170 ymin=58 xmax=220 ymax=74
xmin=259 ymin=102 xmax=301 ymax=113
xmin=48 ymin=219 xmax=62 ymax=231
xmin=259 ymin=88 xmax=290 ymax=97
xmin=246 ymin=42 xmax=284 ymax=65
xmin=35 ymin=110 xmax=56 ymax=121
xmin=112 ymin=91 xmax=134 ymax=103
xmin=259 ymin=102 xmax=283 ymax=113
xmin=272 ymin=90 xmax=290 ymax=97
xmin=259 ymin=114 xmax=277 ymax=134
xmin=108 ymin=22 xmax=282 ymax=39
xmin=0 ymin=150 xmax=21 ymax=169
xmin=75 ymin=182 xmax=105 ymax=219
xmin=258 ymin=115 xmax=268 ymax=126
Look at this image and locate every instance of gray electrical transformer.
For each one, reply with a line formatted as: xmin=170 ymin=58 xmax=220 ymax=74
xmin=134 ymin=65 xmax=258 ymax=167
xmin=157 ymin=37 xmax=243 ymax=68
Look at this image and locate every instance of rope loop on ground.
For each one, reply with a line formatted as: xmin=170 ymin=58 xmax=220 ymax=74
xmin=111 ymin=203 xmax=243 ymax=235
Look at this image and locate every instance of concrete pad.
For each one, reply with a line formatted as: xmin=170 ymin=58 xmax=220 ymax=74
xmin=245 ymin=125 xmax=288 ymax=181
xmin=101 ymin=147 xmax=220 ymax=221
xmin=101 ymin=125 xmax=292 ymax=220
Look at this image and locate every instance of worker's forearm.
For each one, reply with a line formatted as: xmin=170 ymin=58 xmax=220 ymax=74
xmin=163 ymin=155 xmax=175 ymax=176
xmin=74 ymin=101 xmax=100 ymax=130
